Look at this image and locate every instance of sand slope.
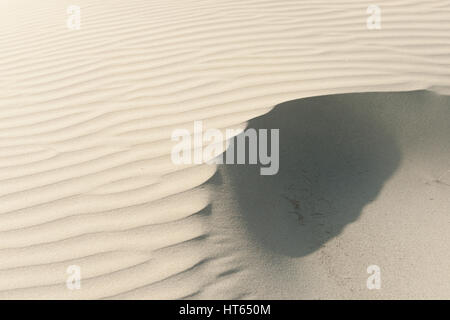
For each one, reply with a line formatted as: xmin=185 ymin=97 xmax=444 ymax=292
xmin=0 ymin=0 xmax=449 ymax=299
xmin=212 ymin=91 xmax=450 ymax=299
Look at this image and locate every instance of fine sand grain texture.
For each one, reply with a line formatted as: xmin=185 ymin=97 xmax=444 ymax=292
xmin=0 ymin=0 xmax=449 ymax=299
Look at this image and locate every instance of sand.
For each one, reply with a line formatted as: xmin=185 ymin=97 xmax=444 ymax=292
xmin=0 ymin=0 xmax=449 ymax=299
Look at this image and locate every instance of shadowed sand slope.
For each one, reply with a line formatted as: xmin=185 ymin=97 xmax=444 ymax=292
xmin=217 ymin=92 xmax=401 ymax=257
xmin=209 ymin=91 xmax=450 ymax=299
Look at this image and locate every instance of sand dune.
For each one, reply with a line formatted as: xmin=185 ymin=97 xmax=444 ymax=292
xmin=0 ymin=0 xmax=449 ymax=299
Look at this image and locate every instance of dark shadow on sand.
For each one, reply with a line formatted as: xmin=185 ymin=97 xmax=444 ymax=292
xmin=211 ymin=92 xmax=404 ymax=257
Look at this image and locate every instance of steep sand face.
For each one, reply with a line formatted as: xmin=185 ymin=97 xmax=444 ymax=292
xmin=0 ymin=0 xmax=449 ymax=299
xmin=211 ymin=91 xmax=450 ymax=299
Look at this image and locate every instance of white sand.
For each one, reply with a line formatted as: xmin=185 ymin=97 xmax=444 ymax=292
xmin=0 ymin=0 xmax=449 ymax=299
